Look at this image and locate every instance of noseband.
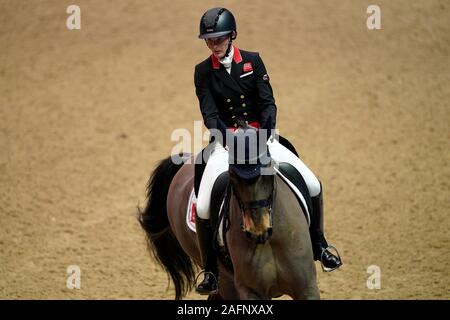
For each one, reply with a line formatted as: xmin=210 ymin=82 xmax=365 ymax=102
xmin=236 ymin=193 xmax=273 ymax=212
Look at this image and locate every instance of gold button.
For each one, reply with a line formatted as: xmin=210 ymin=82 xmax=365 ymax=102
xmin=240 ymin=95 xmax=245 ymax=99
xmin=227 ymin=99 xmax=231 ymax=103
xmin=243 ymin=112 xmax=247 ymax=116
xmin=229 ymin=107 xmax=233 ymax=110
xmin=242 ymin=103 xmax=246 ymax=107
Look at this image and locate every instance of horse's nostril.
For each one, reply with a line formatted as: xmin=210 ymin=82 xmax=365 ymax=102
xmin=260 ymin=229 xmax=273 ymax=243
xmin=257 ymin=235 xmax=266 ymax=244
xmin=245 ymin=229 xmax=273 ymax=244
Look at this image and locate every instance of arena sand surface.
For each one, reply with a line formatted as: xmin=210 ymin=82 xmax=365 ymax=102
xmin=1 ymin=0 xmax=449 ymax=299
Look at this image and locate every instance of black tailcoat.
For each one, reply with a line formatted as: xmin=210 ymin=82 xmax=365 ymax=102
xmin=194 ymin=46 xmax=277 ymax=130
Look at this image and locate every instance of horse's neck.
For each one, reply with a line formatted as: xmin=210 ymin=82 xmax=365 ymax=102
xmin=272 ymin=175 xmax=310 ymax=238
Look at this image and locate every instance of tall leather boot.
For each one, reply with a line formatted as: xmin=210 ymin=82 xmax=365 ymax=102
xmin=310 ymin=184 xmax=343 ymax=272
xmin=195 ymin=210 xmax=218 ymax=295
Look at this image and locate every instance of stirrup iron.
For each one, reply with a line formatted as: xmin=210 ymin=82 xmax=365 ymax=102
xmin=195 ymin=270 xmax=219 ymax=295
xmin=320 ymin=245 xmax=342 ymax=273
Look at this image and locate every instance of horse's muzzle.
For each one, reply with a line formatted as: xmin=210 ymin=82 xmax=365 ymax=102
xmin=245 ymin=227 xmax=273 ymax=244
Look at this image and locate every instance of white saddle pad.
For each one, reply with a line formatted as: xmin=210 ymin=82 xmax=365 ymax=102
xmin=186 ymin=188 xmax=226 ymax=247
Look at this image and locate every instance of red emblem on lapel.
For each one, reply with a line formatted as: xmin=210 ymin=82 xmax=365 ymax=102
xmin=243 ymin=62 xmax=253 ymax=72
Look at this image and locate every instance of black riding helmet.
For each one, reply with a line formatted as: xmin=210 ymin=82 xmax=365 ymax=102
xmin=198 ymin=7 xmax=237 ymax=40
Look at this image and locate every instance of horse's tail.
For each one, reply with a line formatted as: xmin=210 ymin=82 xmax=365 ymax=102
xmin=138 ymin=154 xmax=195 ymax=300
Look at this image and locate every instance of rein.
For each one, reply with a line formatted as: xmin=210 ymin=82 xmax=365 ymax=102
xmin=212 ymin=182 xmax=232 ymax=254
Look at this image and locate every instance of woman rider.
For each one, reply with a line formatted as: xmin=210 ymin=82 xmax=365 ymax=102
xmin=193 ymin=7 xmax=342 ymax=295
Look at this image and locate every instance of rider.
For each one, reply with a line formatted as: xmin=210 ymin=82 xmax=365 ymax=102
xmin=193 ymin=7 xmax=342 ymax=295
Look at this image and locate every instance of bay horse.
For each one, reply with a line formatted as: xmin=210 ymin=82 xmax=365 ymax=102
xmin=138 ymin=128 xmax=319 ymax=300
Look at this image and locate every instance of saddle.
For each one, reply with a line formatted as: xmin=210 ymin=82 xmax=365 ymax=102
xmin=276 ymin=162 xmax=312 ymax=225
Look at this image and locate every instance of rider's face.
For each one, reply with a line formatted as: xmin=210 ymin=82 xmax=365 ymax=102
xmin=206 ymin=35 xmax=230 ymax=59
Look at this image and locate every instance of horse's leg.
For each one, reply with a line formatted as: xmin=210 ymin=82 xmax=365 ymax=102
xmin=207 ymin=277 xmax=236 ymax=300
xmin=207 ymin=293 xmax=223 ymax=300
xmin=286 ymin=260 xmax=320 ymax=300
xmin=211 ymin=265 xmax=238 ymax=300
xmin=235 ymin=285 xmax=269 ymax=300
xmin=291 ymin=283 xmax=320 ymax=300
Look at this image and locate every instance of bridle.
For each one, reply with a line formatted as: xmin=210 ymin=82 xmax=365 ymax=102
xmin=232 ymin=176 xmax=277 ymax=232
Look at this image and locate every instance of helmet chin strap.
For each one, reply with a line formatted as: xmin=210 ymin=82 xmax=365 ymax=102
xmin=224 ymin=36 xmax=233 ymax=58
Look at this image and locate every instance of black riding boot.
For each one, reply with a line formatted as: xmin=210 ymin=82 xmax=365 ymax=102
xmin=310 ymin=185 xmax=343 ymax=272
xmin=195 ymin=210 xmax=218 ymax=295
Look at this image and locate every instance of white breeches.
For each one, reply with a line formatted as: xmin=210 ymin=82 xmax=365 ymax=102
xmin=196 ymin=139 xmax=321 ymax=219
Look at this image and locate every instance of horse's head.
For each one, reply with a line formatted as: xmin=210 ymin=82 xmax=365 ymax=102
xmin=227 ymin=121 xmax=275 ymax=244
